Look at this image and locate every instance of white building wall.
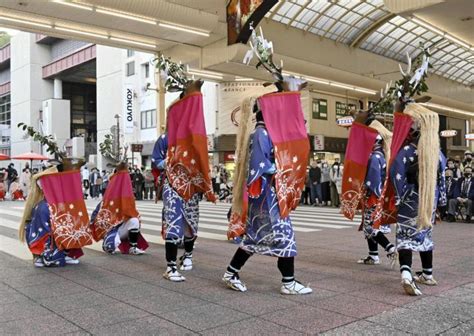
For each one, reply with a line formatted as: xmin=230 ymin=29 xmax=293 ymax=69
xmin=97 ymin=47 xmax=219 ymax=169
xmin=96 ymin=45 xmax=123 ymax=169
xmin=10 ymin=32 xmax=53 ymax=159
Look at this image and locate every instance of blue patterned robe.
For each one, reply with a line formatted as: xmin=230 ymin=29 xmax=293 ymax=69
xmin=390 ymin=143 xmax=446 ymax=252
xmin=240 ymin=124 xmax=297 ymax=257
xmin=362 ymin=146 xmax=389 ymax=238
xmin=25 ymin=200 xmax=67 ymax=266
xmin=152 ymin=134 xmax=200 ymax=243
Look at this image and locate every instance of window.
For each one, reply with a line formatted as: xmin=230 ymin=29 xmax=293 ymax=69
xmin=312 ymin=99 xmax=327 ymax=120
xmin=452 ymin=128 xmax=463 ymax=146
xmin=126 ymin=61 xmax=135 ymax=77
xmin=335 ymin=101 xmax=356 ymax=118
xmin=127 ymin=49 xmax=134 ymax=57
xmin=143 ymin=63 xmax=150 ymax=78
xmin=0 ymin=94 xmax=10 ymax=125
xmin=141 ymin=109 xmax=156 ymax=129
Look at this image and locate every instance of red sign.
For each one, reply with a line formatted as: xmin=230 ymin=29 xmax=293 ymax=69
xmin=224 ymin=152 xmax=235 ymax=162
xmin=131 ymin=144 xmax=143 ymax=153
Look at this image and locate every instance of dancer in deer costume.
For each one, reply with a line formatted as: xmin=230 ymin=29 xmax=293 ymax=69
xmin=90 ymin=142 xmax=149 ymax=255
xmin=152 ymin=56 xmax=216 ymax=281
xmin=18 ymin=125 xmax=93 ymax=267
xmin=223 ymin=27 xmax=312 ymax=294
xmin=342 ymin=105 xmax=397 ymax=266
xmin=386 ymin=47 xmax=446 ymax=295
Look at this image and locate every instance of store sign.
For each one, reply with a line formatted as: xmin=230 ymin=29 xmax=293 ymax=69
xmin=336 ymin=116 xmax=354 ymax=127
xmin=207 ymin=135 xmax=215 ymax=151
xmin=440 ymin=130 xmax=457 ymax=138
xmin=466 ymin=133 xmax=474 ymax=141
xmin=224 ymin=152 xmax=235 ymax=162
xmin=131 ymin=144 xmax=143 ymax=153
xmin=123 ymin=84 xmax=134 ymax=134
xmin=313 ymin=135 xmax=325 ymax=151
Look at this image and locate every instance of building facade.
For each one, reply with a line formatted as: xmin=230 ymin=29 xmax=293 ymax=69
xmin=1 ymin=31 xmax=472 ymax=172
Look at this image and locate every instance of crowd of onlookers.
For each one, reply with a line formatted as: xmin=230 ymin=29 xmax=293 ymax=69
xmin=80 ymin=166 xmax=156 ymax=201
xmin=301 ymin=159 xmax=344 ymax=207
xmin=211 ymin=165 xmax=233 ymax=202
xmin=441 ymin=150 xmax=473 ymax=223
xmin=1 ymin=150 xmax=473 ymax=225
xmin=0 ymin=163 xmax=38 ymax=201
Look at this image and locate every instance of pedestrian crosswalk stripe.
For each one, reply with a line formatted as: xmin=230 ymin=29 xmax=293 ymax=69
xmin=1 ymin=201 xmax=360 ymax=262
xmin=0 ymin=235 xmax=32 ymax=260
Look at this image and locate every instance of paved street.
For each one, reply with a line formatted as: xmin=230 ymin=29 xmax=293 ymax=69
xmin=0 ymin=200 xmax=473 ymax=335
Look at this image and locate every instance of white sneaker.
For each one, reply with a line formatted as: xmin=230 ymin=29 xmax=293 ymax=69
xmin=34 ymin=257 xmax=44 ymax=267
xmin=222 ymin=273 xmax=247 ymax=292
xmin=129 ymin=247 xmax=145 ymax=255
xmin=179 ymin=255 xmax=193 ymax=271
xmin=163 ymin=266 xmax=186 ymax=282
xmin=65 ymin=256 xmax=80 ymax=265
xmin=414 ymin=272 xmax=438 ymax=286
xmin=280 ymin=280 xmax=312 ymax=295
xmin=357 ymin=256 xmax=380 ymax=265
xmin=401 ymin=278 xmax=422 ymax=296
xmin=387 ymin=251 xmax=398 ymax=269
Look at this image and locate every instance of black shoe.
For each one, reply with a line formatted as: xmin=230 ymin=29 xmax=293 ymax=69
xmin=466 ymin=216 xmax=471 ymax=223
xmin=447 ymin=214 xmax=456 ymax=222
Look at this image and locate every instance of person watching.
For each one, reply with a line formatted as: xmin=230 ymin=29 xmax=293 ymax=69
xmin=448 ymin=166 xmax=474 ymax=223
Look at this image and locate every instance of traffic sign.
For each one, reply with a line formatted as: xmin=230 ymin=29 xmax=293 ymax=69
xmin=131 ymin=144 xmax=143 ymax=153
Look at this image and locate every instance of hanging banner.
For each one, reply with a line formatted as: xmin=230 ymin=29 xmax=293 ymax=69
xmin=123 ymin=84 xmax=134 ymax=134
xmin=313 ymin=134 xmax=325 ymax=151
xmin=227 ymin=0 xmax=278 ymax=45
xmin=466 ymin=133 xmax=474 ymax=141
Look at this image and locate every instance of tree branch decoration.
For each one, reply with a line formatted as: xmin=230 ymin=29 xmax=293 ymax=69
xmin=152 ymin=55 xmax=190 ymax=92
xmin=395 ymin=43 xmax=431 ymax=102
xmin=243 ymin=24 xmax=283 ymax=82
xmin=17 ymin=122 xmax=65 ymax=160
xmin=99 ymin=132 xmax=128 ymax=165
xmin=368 ymin=43 xmax=431 ymax=117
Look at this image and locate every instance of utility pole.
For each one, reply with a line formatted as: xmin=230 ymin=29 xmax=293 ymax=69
xmin=114 ymin=114 xmax=120 ymax=159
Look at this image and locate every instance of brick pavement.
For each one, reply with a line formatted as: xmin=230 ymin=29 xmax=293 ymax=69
xmin=0 ymin=204 xmax=473 ymax=335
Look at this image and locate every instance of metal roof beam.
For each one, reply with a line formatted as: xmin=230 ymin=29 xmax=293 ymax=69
xmin=350 ymin=13 xmax=395 ymax=48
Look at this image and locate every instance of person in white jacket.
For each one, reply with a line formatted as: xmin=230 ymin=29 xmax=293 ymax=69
xmin=329 ymin=161 xmax=343 ymax=207
xmin=20 ymin=168 xmax=31 ymax=199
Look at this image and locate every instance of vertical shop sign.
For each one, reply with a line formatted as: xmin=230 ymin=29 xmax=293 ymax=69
xmin=313 ymin=135 xmax=325 ymax=151
xmin=123 ymin=84 xmax=134 ymax=134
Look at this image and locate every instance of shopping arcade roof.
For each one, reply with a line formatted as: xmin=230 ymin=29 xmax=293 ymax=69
xmin=266 ymin=0 xmax=474 ymax=87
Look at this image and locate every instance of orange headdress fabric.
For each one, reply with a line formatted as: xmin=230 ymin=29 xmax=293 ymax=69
xmin=40 ymin=170 xmax=93 ymax=250
xmin=166 ymin=92 xmax=216 ymax=202
xmin=91 ymin=171 xmax=139 ymax=241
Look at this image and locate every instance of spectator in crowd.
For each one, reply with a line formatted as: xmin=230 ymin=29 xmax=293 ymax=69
xmin=218 ymin=182 xmax=231 ymax=202
xmin=20 ymin=167 xmax=31 ymax=199
xmin=440 ymin=169 xmax=456 ymax=220
xmin=212 ymin=166 xmax=219 ymax=194
xmin=101 ymin=170 xmax=109 ymax=196
xmin=134 ymin=168 xmax=144 ymax=200
xmin=7 ymin=163 xmax=18 ymax=190
xmin=454 ymin=155 xmax=463 ymax=178
xmin=9 ymin=177 xmax=23 ymax=200
xmin=447 ymin=158 xmax=461 ymax=180
xmin=89 ymin=168 xmax=101 ymax=199
xmin=32 ymin=168 xmax=39 ymax=175
xmin=462 ymin=150 xmax=473 ymax=170
xmin=81 ymin=166 xmax=90 ymax=199
xmin=447 ymin=166 xmax=473 ymax=223
xmin=309 ymin=160 xmax=322 ymax=206
xmin=301 ymin=168 xmax=311 ymax=205
xmin=329 ymin=160 xmax=343 ymax=207
xmin=320 ymin=161 xmax=331 ymax=206
xmin=144 ymin=168 xmax=155 ymax=200
xmin=0 ymin=168 xmax=6 ymax=200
